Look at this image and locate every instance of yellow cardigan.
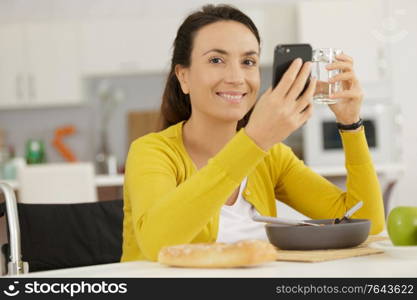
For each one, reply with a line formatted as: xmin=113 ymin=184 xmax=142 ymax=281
xmin=121 ymin=121 xmax=385 ymax=262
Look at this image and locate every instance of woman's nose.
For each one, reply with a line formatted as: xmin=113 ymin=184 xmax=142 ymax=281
xmin=224 ymin=63 xmax=245 ymax=85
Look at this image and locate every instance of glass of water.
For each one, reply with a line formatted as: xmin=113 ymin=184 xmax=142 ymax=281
xmin=311 ymin=48 xmax=343 ymax=104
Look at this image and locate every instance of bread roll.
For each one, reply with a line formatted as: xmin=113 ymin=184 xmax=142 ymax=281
xmin=158 ymin=239 xmax=278 ymax=268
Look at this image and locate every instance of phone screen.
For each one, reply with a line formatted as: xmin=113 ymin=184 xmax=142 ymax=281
xmin=272 ymin=44 xmax=312 ymax=89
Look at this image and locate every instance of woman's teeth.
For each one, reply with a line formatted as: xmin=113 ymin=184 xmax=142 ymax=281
xmin=217 ymin=93 xmax=245 ymax=102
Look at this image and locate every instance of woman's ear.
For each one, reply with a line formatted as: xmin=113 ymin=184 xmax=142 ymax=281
xmin=175 ymin=65 xmax=190 ymax=94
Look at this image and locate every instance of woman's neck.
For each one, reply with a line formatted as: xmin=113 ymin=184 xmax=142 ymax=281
xmin=182 ymin=115 xmax=238 ymax=158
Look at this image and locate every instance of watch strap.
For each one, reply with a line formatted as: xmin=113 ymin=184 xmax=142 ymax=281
xmin=337 ymin=118 xmax=363 ymax=130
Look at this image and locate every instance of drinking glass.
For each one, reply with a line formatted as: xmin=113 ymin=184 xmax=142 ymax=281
xmin=311 ymin=48 xmax=343 ymax=104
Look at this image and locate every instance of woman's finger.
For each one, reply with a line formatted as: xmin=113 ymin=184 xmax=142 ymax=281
xmin=335 ymin=53 xmax=354 ymax=64
xmin=299 ymin=99 xmax=314 ymax=123
xmin=285 ymin=61 xmax=312 ymax=101
xmin=329 ymin=89 xmax=362 ymax=100
xmin=326 ymin=61 xmax=353 ymax=72
xmin=296 ymin=77 xmax=317 ymax=112
xmin=329 ymin=71 xmax=358 ymax=84
xmin=272 ymin=58 xmax=303 ymax=98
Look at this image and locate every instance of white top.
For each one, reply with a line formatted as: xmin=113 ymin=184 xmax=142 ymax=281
xmin=216 ymin=177 xmax=268 ymax=243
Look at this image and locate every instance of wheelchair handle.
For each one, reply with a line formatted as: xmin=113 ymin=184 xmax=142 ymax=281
xmin=0 ymin=182 xmax=28 ymax=275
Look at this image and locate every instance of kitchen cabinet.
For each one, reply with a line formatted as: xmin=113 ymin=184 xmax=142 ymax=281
xmin=297 ymin=0 xmax=386 ymax=83
xmin=0 ymin=25 xmax=25 ymax=107
xmin=79 ymin=17 xmax=179 ymax=75
xmin=24 ymin=22 xmax=83 ymax=106
xmin=0 ymin=22 xmax=83 ymax=109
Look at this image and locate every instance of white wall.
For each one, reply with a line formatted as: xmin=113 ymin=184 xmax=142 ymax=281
xmin=387 ymin=0 xmax=417 ymax=208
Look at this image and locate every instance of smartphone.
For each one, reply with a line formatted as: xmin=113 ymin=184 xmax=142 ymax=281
xmin=272 ymin=44 xmax=313 ymax=93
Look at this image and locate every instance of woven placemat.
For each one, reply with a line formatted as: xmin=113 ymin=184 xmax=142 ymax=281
xmin=275 ymin=235 xmax=388 ymax=263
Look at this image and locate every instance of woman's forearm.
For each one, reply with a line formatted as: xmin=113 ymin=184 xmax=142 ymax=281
xmin=341 ymin=128 xmax=385 ymax=234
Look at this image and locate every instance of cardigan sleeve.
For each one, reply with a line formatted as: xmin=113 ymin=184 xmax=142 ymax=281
xmin=124 ymin=129 xmax=268 ymax=261
xmin=273 ymin=127 xmax=385 ymax=234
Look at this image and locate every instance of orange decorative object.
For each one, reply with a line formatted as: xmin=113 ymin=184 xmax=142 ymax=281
xmin=52 ymin=125 xmax=78 ymax=162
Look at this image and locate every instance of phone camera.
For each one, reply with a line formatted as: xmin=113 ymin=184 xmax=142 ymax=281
xmin=278 ymin=47 xmax=291 ymax=54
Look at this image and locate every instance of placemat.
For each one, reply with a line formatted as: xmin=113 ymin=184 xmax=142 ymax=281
xmin=275 ymin=235 xmax=389 ymax=263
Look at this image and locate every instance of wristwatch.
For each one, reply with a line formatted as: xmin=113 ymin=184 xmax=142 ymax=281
xmin=336 ymin=118 xmax=363 ymax=130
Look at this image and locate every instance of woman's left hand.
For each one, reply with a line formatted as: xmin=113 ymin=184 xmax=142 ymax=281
xmin=326 ymin=53 xmax=363 ymax=124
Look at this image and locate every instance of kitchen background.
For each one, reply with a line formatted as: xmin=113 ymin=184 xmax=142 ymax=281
xmin=0 ymin=0 xmax=416 ymax=212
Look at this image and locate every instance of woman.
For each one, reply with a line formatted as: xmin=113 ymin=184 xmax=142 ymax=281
xmin=121 ymin=4 xmax=385 ymax=262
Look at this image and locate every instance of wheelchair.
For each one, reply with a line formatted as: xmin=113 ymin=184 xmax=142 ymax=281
xmin=0 ymin=182 xmax=123 ymax=276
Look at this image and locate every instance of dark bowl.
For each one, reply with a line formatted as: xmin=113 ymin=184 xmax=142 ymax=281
xmin=265 ymin=219 xmax=371 ymax=250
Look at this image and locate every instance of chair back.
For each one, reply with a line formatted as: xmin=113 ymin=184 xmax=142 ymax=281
xmin=2 ymin=199 xmax=123 ymax=272
xmin=18 ymin=163 xmax=97 ymax=204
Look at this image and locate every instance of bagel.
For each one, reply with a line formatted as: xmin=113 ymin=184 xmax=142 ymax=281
xmin=158 ymin=239 xmax=278 ymax=268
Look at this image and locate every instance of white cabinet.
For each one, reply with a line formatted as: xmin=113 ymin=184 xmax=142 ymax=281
xmin=80 ymin=20 xmax=148 ymax=75
xmin=79 ymin=17 xmax=180 ymax=75
xmin=24 ymin=22 xmax=82 ymax=106
xmin=0 ymin=22 xmax=83 ymax=109
xmin=0 ymin=25 xmax=26 ymax=107
xmin=0 ymin=14 xmax=181 ymax=109
xmin=297 ymin=0 xmax=386 ymax=83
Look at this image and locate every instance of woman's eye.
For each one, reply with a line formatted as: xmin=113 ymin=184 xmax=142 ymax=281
xmin=209 ymin=57 xmax=223 ymax=64
xmin=243 ymin=59 xmax=257 ymax=66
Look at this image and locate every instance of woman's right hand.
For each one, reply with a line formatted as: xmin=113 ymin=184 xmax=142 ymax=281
xmin=245 ymin=58 xmax=317 ymax=151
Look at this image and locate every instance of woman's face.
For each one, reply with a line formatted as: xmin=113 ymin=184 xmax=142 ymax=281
xmin=176 ymin=21 xmax=260 ymax=124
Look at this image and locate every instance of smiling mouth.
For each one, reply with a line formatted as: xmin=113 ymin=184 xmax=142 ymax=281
xmin=216 ymin=92 xmax=247 ymax=103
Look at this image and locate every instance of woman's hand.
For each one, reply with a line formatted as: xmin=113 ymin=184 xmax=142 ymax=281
xmin=245 ymin=58 xmax=317 ymax=151
xmin=326 ymin=53 xmax=363 ymax=125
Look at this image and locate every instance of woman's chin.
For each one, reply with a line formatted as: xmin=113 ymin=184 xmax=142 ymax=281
xmin=204 ymin=106 xmax=251 ymax=124
xmin=215 ymin=113 xmax=248 ymax=124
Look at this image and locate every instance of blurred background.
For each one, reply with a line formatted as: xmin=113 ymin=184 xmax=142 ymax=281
xmin=0 ymin=0 xmax=415 ymax=211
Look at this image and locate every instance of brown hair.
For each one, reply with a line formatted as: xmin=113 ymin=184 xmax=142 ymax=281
xmin=158 ymin=4 xmax=261 ymax=131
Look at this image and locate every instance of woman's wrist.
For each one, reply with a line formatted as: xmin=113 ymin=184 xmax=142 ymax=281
xmin=335 ymin=116 xmax=361 ymax=125
xmin=244 ymin=127 xmax=273 ymax=151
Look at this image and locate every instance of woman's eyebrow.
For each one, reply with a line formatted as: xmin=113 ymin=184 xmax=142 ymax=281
xmin=202 ymin=48 xmax=259 ymax=56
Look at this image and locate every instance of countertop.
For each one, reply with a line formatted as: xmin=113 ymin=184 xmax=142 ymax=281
xmin=2 ymin=174 xmax=124 ymax=189
xmin=2 ymin=162 xmax=404 ymax=189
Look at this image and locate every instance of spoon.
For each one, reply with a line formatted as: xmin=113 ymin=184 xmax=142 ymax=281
xmin=333 ymin=201 xmax=364 ymax=224
xmin=250 ymin=206 xmax=321 ymax=227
